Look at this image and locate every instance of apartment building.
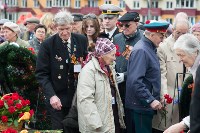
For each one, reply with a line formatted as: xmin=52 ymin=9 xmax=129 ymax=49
xmin=1 ymin=0 xmax=199 ymax=24
xmin=0 ymin=0 xmax=126 ymax=22
xmin=125 ymin=0 xmax=200 ymax=24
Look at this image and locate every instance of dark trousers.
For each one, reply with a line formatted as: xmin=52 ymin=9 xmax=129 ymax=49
xmin=48 ymin=106 xmax=70 ymax=129
xmin=127 ymin=109 xmax=154 ymax=133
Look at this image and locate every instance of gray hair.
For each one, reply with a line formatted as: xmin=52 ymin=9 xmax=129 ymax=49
xmin=174 ymin=33 xmax=200 ymax=54
xmin=173 ymin=19 xmax=190 ymax=29
xmin=175 ymin=12 xmax=188 ymax=20
xmin=54 ymin=9 xmax=74 ymax=25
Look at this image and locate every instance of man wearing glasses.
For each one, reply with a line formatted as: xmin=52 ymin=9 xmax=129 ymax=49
xmin=152 ymin=18 xmax=190 ymax=133
xmin=113 ymin=11 xmax=144 ymax=133
xmin=99 ymin=4 xmax=123 ymax=41
xmin=126 ymin=20 xmax=169 ymax=133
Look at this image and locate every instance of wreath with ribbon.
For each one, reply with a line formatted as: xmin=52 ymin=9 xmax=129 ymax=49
xmin=0 ymin=44 xmax=51 ymax=129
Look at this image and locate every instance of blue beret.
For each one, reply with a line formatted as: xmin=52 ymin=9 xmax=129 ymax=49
xmin=144 ymin=20 xmax=169 ymax=33
xmin=118 ymin=12 xmax=140 ymax=22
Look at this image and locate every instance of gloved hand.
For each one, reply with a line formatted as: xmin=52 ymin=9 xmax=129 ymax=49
xmin=116 ymin=73 xmax=124 ymax=84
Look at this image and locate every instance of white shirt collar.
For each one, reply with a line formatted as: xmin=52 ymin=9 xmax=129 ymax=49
xmin=105 ymin=27 xmax=117 ymax=38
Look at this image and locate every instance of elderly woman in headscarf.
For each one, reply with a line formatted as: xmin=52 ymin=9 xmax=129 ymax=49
xmin=0 ymin=21 xmax=29 ymax=47
xmin=164 ymin=33 xmax=200 ymax=133
xmin=191 ymin=23 xmax=200 ymax=42
xmin=77 ymin=38 xmax=125 ymax=133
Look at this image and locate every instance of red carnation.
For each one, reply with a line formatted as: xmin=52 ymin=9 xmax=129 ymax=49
xmin=11 ymin=93 xmax=19 ymax=100
xmin=164 ymin=94 xmax=169 ymax=99
xmin=115 ymin=45 xmax=120 ymax=51
xmin=116 ymin=51 xmax=121 ymax=57
xmin=166 ymin=97 xmax=173 ymax=104
xmin=15 ymin=103 xmax=23 ymax=110
xmin=21 ymin=100 xmax=27 ymax=106
xmin=7 ymin=99 xmax=14 ymax=106
xmin=1 ymin=115 xmax=8 ymax=123
xmin=25 ymin=100 xmax=30 ymax=105
xmin=29 ymin=109 xmax=34 ymax=117
xmin=0 ymin=100 xmax=4 ymax=108
xmin=27 ymin=47 xmax=35 ymax=54
xmin=19 ymin=113 xmax=24 ymax=118
xmin=8 ymin=106 xmax=16 ymax=114
xmin=145 ymin=20 xmax=151 ymax=24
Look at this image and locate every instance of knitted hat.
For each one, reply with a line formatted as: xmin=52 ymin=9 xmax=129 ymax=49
xmin=3 ymin=22 xmax=21 ymax=34
xmin=95 ymin=38 xmax=116 ymax=57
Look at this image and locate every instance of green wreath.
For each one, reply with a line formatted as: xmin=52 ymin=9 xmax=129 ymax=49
xmin=0 ymin=44 xmax=37 ymax=93
xmin=0 ymin=44 xmax=52 ymax=129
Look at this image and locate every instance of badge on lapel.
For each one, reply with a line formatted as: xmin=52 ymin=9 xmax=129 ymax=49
xmin=55 ymin=55 xmax=62 ymax=61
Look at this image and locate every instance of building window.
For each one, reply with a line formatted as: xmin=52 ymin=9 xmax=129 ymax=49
xmin=176 ymin=0 xmax=194 ymax=8
xmin=166 ymin=1 xmax=173 ymax=9
xmin=142 ymin=16 xmax=148 ymax=23
xmin=88 ymin=0 xmax=97 ymax=7
xmin=152 ymin=16 xmax=159 ymax=20
xmin=189 ymin=16 xmax=195 ymax=25
xmin=7 ymin=12 xmax=18 ymax=22
xmin=119 ymin=0 xmax=125 ymax=8
xmin=21 ymin=0 xmax=27 ymax=7
xmin=151 ymin=0 xmax=158 ymax=8
xmin=53 ymin=0 xmax=70 ymax=7
xmin=46 ymin=0 xmax=52 ymax=8
xmin=166 ymin=18 xmax=173 ymax=24
xmin=75 ymin=0 xmax=80 ymax=8
xmin=34 ymin=0 xmax=39 ymax=7
xmin=133 ymin=0 xmax=140 ymax=9
xmin=105 ymin=0 xmax=111 ymax=4
xmin=5 ymin=0 xmax=18 ymax=6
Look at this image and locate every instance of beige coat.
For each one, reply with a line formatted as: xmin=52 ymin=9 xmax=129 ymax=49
xmin=0 ymin=37 xmax=30 ymax=48
xmin=152 ymin=35 xmax=184 ymax=131
xmin=77 ymin=57 xmax=125 ymax=133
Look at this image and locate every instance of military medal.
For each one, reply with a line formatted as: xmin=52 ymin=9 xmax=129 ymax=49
xmin=71 ymin=54 xmax=77 ymax=64
xmin=60 ymin=65 xmax=63 ymax=69
xmin=58 ymin=75 xmax=61 ymax=79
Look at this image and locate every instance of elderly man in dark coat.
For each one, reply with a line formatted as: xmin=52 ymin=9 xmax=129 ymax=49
xmin=35 ymin=9 xmax=87 ymax=131
xmin=113 ymin=11 xmax=143 ymax=133
xmin=125 ymin=20 xmax=169 ymax=133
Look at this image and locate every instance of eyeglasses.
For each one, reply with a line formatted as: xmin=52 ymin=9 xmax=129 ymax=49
xmin=83 ymin=14 xmax=97 ymax=19
xmin=119 ymin=23 xmax=131 ymax=28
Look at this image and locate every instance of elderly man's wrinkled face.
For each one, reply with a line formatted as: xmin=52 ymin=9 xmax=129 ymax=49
xmin=175 ymin=49 xmax=196 ymax=67
xmin=101 ymin=48 xmax=116 ymax=65
xmin=71 ymin=21 xmax=82 ymax=34
xmin=3 ymin=28 xmax=17 ymax=41
xmin=57 ymin=24 xmax=72 ymax=41
xmin=151 ymin=32 xmax=165 ymax=47
xmin=26 ymin=23 xmax=37 ymax=32
xmin=120 ymin=21 xmax=138 ymax=36
xmin=173 ymin=23 xmax=189 ymax=40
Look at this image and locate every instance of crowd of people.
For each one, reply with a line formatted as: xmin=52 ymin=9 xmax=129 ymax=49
xmin=0 ymin=3 xmax=200 ymax=133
